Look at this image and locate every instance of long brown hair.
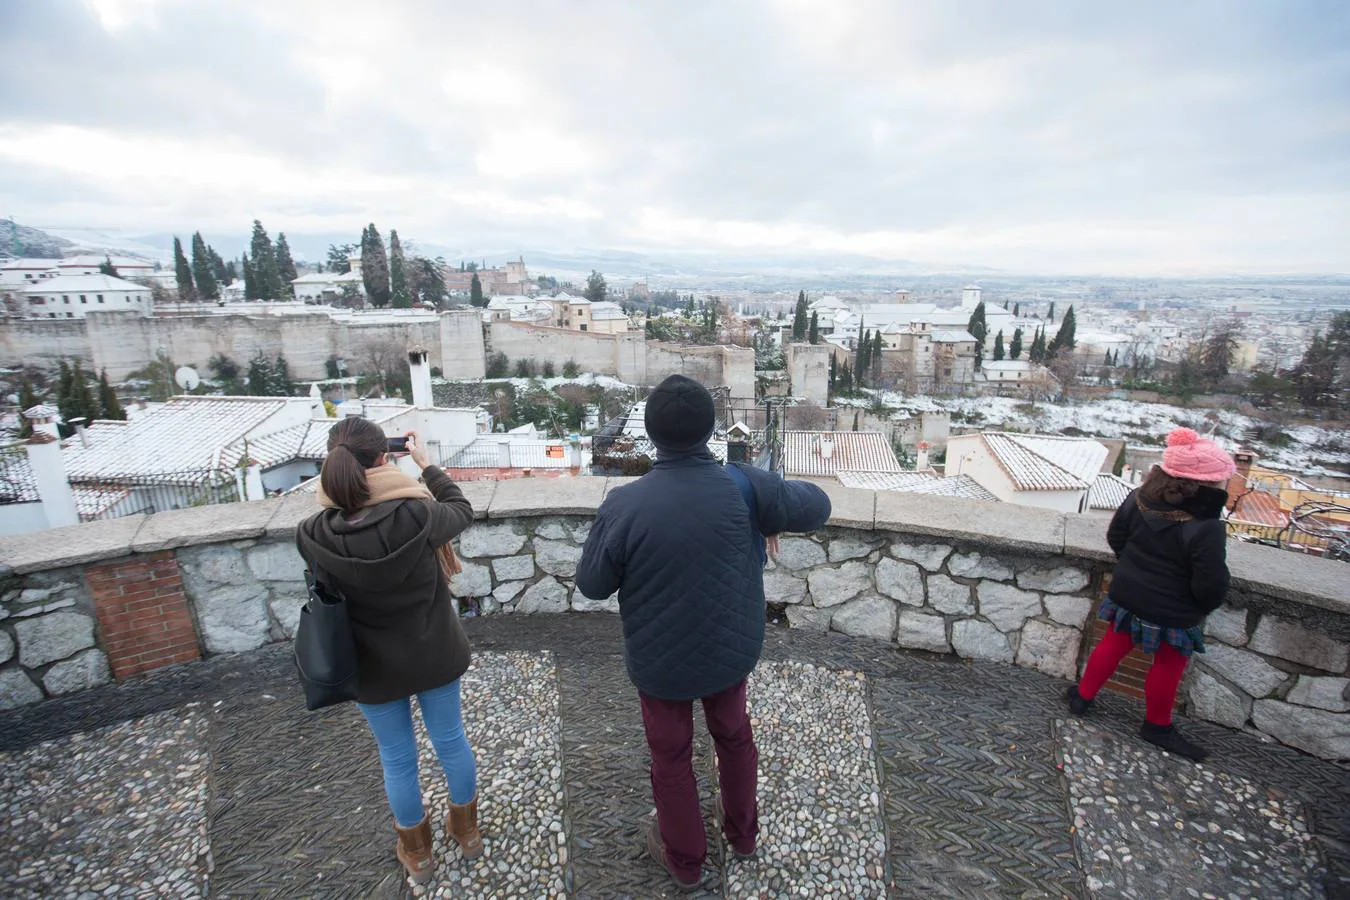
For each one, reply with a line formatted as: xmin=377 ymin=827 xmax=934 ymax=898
xmin=320 ymin=417 xmax=386 ymax=512
xmin=1138 ymin=465 xmax=1202 ymax=508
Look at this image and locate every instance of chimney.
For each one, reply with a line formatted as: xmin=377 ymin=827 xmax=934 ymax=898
xmin=70 ymin=417 xmax=90 ymax=448
xmin=22 ymin=406 xmax=78 ymax=528
xmin=916 ymin=441 xmax=930 ymax=471
xmin=1233 ymin=447 xmax=1256 ymax=482
xmin=819 ymin=437 xmax=834 ymax=460
xmin=408 ymin=347 xmax=434 ymax=409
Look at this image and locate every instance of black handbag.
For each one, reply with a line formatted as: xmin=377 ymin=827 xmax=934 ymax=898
xmin=293 ymin=570 xmax=361 ymax=710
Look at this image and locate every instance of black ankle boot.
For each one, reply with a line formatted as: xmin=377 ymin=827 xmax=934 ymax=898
xmin=1140 ymin=722 xmax=1208 ymax=762
xmin=1065 ymin=685 xmax=1093 ymax=717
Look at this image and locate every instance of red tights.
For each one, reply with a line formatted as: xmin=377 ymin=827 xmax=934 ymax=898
xmin=1077 ymin=623 xmax=1190 ymax=725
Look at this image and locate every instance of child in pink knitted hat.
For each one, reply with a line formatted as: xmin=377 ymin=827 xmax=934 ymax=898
xmin=1067 ymin=427 xmax=1236 ymax=762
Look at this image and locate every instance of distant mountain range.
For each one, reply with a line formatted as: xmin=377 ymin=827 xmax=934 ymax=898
xmin=8 ymin=220 xmax=1347 ymax=290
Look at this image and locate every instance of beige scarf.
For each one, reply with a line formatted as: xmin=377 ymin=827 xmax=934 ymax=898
xmin=318 ymin=465 xmax=464 ymax=580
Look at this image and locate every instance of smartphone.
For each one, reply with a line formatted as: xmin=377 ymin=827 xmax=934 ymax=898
xmin=386 ymin=436 xmax=409 ymax=453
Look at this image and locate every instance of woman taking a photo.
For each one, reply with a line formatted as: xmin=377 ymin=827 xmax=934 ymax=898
xmin=296 ymin=416 xmax=481 ymax=884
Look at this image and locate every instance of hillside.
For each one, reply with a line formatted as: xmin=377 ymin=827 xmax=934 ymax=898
xmin=0 ymin=219 xmax=78 ymax=259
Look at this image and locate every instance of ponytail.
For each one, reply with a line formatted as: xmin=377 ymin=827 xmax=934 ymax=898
xmin=321 ymin=416 xmax=386 ymax=512
xmin=320 ymin=444 xmax=370 ymax=512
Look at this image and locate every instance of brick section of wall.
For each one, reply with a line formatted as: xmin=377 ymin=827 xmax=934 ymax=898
xmin=85 ymin=551 xmax=201 ymax=680
xmin=1086 ymin=618 xmax=1150 ymax=700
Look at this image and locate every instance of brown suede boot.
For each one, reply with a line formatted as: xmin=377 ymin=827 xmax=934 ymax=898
xmin=394 ymin=816 xmax=435 ymax=884
xmin=447 ymin=796 xmax=484 ymax=859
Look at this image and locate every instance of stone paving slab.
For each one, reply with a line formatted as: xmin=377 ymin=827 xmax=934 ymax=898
xmin=728 ymin=660 xmax=888 ymax=898
xmin=410 ymin=651 xmax=568 ymax=898
xmin=0 ymin=707 xmax=211 ymax=899
xmin=1057 ymin=717 xmax=1325 ymax=899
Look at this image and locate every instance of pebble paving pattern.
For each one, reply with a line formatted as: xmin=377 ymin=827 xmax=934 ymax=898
xmin=0 ymin=707 xmax=210 ymax=899
xmin=727 ymin=660 xmax=888 ymax=898
xmin=1058 ymin=717 xmax=1326 ymax=900
xmin=409 ymin=651 xmax=568 ymax=898
xmin=0 ymin=614 xmax=1346 ymax=898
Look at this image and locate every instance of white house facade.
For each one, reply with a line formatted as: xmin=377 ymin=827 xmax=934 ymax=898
xmin=23 ymin=274 xmax=153 ymax=319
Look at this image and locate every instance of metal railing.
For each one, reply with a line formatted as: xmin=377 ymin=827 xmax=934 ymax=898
xmin=75 ymin=471 xmax=242 ymax=521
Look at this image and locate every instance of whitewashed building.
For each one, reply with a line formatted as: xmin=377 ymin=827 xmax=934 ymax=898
xmin=55 ymin=255 xmax=159 ymax=280
xmin=0 ymin=258 xmax=61 ymax=289
xmin=945 ymin=432 xmax=1111 ymax=513
xmin=291 ymin=271 xmax=365 ymax=303
xmin=23 ymin=274 xmax=153 ymax=319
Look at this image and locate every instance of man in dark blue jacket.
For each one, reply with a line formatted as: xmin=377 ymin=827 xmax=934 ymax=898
xmin=576 ymin=374 xmax=831 ymax=891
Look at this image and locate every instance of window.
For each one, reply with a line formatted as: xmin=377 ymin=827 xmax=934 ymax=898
xmin=28 ymin=297 xmax=43 ymax=304
xmin=546 ymin=445 xmax=565 ymax=459
xmin=49 ymin=312 xmax=56 ymax=318
xmin=63 ymin=295 xmax=69 ymax=302
xmin=580 ymin=324 xmax=587 ymax=331
xmin=97 ymin=294 xmax=104 ymax=302
xmin=66 ymin=312 xmax=74 ymax=318
xmin=80 ymin=294 xmax=87 ymax=303
xmin=943 ymin=367 xmax=952 ymax=376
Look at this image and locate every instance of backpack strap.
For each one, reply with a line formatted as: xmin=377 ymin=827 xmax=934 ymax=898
xmin=727 ymin=463 xmax=767 ymax=566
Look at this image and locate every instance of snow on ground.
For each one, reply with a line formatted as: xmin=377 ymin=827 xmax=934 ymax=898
xmin=859 ymin=392 xmax=1350 ymax=478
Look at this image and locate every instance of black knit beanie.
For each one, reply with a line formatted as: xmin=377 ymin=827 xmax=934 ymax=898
xmin=644 ymin=375 xmax=715 ymax=453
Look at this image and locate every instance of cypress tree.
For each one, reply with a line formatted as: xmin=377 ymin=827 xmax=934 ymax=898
xmin=242 ymin=251 xmax=257 ymax=299
xmin=173 ymin=236 xmax=196 ymax=301
xmin=808 ymin=311 xmax=819 ymax=344
xmin=249 ymin=220 xmax=282 ymax=300
xmin=792 ymin=290 xmax=808 ymax=341
xmin=1013 ymin=302 xmax=1020 ymax=317
xmin=1049 ymin=305 xmax=1077 ymax=355
xmin=57 ymin=361 xmax=74 ymax=420
xmin=360 ymin=223 xmax=391 ymax=307
xmin=967 ymin=301 xmax=988 ymax=371
xmin=209 ymin=246 xmax=229 ymax=286
xmin=855 ymin=323 xmax=869 ymax=384
xmin=873 ymin=331 xmax=883 ymax=378
xmin=828 ymin=353 xmax=837 ymax=391
xmin=69 ymin=361 xmax=96 ymax=421
xmin=275 ymin=233 xmax=297 ymax=298
xmin=470 ymin=273 xmax=484 ymax=307
xmin=389 ymin=230 xmax=410 ymax=308
xmin=246 ymin=351 xmax=273 ymax=395
xmin=191 ymin=232 xmax=219 ymax=300
xmin=97 ymin=369 xmax=125 ymax=420
xmin=1048 ymin=301 xmax=1056 ymax=322
xmin=1104 ymin=350 xmax=1113 ymax=367
xmin=98 ymin=255 xmax=118 ymax=276
xmin=1010 ymin=327 xmax=1023 ymax=360
xmin=993 ymin=330 xmax=1005 ymax=361
xmin=17 ymin=378 xmax=38 ymax=438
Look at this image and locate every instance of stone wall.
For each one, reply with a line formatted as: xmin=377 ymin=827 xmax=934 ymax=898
xmin=0 ymin=481 xmax=1345 ymax=761
xmin=0 ymin=316 xmax=93 ymax=369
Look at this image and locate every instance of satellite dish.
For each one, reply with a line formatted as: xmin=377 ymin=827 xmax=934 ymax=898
xmin=174 ymin=366 xmax=201 ymax=391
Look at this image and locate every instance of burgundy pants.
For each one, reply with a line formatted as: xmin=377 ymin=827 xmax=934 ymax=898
xmin=639 ymin=678 xmax=759 ymax=879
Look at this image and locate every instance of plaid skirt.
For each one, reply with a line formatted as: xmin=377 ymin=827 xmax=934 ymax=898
xmin=1098 ymin=596 xmax=1206 ymax=657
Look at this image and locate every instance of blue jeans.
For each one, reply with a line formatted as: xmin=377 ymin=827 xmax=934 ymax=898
xmin=358 ymin=680 xmax=478 ymax=827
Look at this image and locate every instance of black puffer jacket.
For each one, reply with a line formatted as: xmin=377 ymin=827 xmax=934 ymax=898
xmin=1106 ymin=487 xmax=1230 ymax=628
xmin=576 ymin=449 xmax=831 ymax=701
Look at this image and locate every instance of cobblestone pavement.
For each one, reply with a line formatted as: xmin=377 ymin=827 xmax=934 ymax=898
xmin=1 ymin=613 xmax=1346 ymax=899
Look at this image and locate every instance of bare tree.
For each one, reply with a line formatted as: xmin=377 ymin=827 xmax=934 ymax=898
xmin=360 ymin=338 xmax=405 ymax=397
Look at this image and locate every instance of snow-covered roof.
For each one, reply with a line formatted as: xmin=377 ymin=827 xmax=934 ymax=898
xmin=57 ymin=255 xmax=155 ymax=269
xmin=23 ymin=274 xmax=149 ymax=294
xmin=60 ymin=396 xmax=313 ymax=484
xmin=781 ymin=431 xmax=903 ymax=479
xmin=931 ymin=330 xmax=976 ymax=343
xmin=978 ymin=432 xmax=1109 ymax=492
xmin=0 ymin=447 xmax=39 ymax=503
xmin=1 ymin=258 xmax=60 ymax=270
xmin=291 ymin=272 xmax=340 ymax=284
xmin=836 ymin=469 xmax=1001 ymax=502
xmin=980 ymin=360 xmax=1033 ymax=372
xmin=234 ymin=419 xmax=333 ymax=468
xmin=1088 ymin=473 xmax=1134 ymax=510
xmin=591 ymin=302 xmax=627 ymax=321
xmin=71 ymin=485 xmax=131 ymax=519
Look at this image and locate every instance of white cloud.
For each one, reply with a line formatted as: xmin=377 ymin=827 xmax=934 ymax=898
xmin=1 ymin=1 xmax=1347 ymax=274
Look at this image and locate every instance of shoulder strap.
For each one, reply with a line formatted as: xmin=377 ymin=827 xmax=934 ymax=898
xmin=727 ymin=464 xmax=767 ymax=566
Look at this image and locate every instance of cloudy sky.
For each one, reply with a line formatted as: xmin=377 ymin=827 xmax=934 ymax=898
xmin=1 ymin=0 xmax=1347 ymax=275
